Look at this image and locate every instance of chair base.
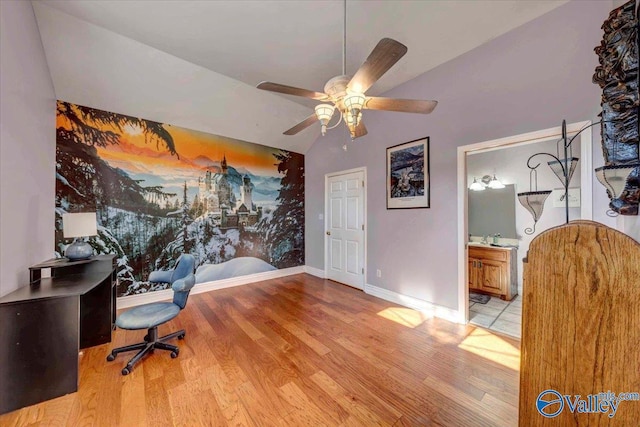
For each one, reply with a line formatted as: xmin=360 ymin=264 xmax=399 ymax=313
xmin=106 ymin=326 xmax=185 ymax=375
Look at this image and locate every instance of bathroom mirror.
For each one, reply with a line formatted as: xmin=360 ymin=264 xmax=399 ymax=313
xmin=468 ymin=184 xmax=517 ymax=239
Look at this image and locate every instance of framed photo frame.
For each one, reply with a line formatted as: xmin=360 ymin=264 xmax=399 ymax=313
xmin=386 ymin=137 xmax=430 ymax=209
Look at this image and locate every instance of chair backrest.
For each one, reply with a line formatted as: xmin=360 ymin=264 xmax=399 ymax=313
xmin=172 ymin=273 xmax=196 ymax=309
xmin=170 ymin=254 xmax=196 ymax=284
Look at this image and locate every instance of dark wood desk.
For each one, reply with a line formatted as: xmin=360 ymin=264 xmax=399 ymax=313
xmin=0 ymin=255 xmax=116 ymax=414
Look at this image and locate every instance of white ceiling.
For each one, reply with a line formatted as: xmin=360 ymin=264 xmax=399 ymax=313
xmin=33 ymin=0 xmax=567 ymax=153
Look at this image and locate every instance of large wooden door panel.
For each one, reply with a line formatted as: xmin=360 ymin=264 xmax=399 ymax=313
xmin=519 ymin=220 xmax=640 ymax=426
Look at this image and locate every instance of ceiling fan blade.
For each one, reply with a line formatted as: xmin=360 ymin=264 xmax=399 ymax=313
xmin=365 ymin=97 xmax=438 ymax=114
xmin=348 ymin=38 xmax=408 ymax=94
xmin=257 ymin=81 xmax=329 ymax=101
xmin=352 ymin=121 xmax=368 ymax=139
xmin=283 ymin=114 xmax=318 ymax=135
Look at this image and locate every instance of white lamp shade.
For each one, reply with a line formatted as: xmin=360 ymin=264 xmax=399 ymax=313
xmin=344 ymin=110 xmax=362 ymax=127
xmin=343 ymin=92 xmax=366 ymax=112
xmin=345 ymin=110 xmax=363 ymax=138
xmin=469 ymin=178 xmax=485 ymax=191
xmin=548 ymin=157 xmax=579 ymax=186
xmin=487 ymin=174 xmax=505 ymax=189
xmin=595 ymin=164 xmax=637 ymax=199
xmin=517 ymin=190 xmax=552 ymax=234
xmin=343 ymin=92 xmax=366 ymax=127
xmin=63 ymin=212 xmax=98 ymax=238
xmin=314 ymin=104 xmax=335 ymax=125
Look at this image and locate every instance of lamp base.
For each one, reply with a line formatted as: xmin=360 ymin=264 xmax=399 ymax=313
xmin=65 ymin=239 xmax=93 ymax=260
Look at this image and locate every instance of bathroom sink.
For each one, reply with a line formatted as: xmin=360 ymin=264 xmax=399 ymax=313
xmin=490 ymin=243 xmax=518 ymax=248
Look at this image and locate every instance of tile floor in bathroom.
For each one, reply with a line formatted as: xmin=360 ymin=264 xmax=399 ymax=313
xmin=469 ymin=294 xmax=522 ymax=339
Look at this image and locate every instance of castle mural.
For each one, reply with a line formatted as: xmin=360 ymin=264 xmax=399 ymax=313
xmin=55 ymin=101 xmax=304 ymax=297
xmin=197 ymin=156 xmax=262 ymax=228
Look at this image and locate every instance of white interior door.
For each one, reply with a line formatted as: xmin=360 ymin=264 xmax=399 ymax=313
xmin=325 ymin=169 xmax=365 ymax=289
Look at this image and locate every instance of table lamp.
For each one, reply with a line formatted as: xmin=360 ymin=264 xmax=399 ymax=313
xmin=62 ymin=212 xmax=98 ymax=260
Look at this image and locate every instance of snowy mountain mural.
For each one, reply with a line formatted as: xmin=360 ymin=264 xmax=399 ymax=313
xmin=55 ymin=101 xmax=304 ymax=296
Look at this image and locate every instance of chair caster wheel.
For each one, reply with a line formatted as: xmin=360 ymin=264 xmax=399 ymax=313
xmin=143 ymin=334 xmax=150 ymax=342
xmin=171 ymin=350 xmax=179 ymax=358
xmin=178 ymin=333 xmax=185 ymax=340
xmin=106 ymin=354 xmax=115 ymax=362
xmin=122 ymin=367 xmax=131 ymax=376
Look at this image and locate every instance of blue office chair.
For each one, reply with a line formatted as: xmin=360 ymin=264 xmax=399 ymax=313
xmin=107 ymin=255 xmax=196 ymax=375
xmin=148 ymin=253 xmax=196 ymax=286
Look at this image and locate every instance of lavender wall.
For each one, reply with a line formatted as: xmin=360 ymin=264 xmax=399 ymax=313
xmin=0 ymin=1 xmax=56 ymax=297
xmin=305 ymin=0 xmax=613 ymax=311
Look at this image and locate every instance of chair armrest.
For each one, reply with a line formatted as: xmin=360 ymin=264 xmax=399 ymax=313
xmin=148 ymin=270 xmax=173 ymax=284
xmin=172 ymin=273 xmax=196 ymax=292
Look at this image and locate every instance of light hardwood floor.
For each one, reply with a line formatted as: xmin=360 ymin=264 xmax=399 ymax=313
xmin=0 ymin=274 xmax=520 ymax=426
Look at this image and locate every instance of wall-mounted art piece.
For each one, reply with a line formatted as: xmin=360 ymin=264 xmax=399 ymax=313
xmin=386 ymin=137 xmax=430 ymax=209
xmin=55 ymin=101 xmax=304 ymax=297
xmin=592 ymin=0 xmax=639 ymax=215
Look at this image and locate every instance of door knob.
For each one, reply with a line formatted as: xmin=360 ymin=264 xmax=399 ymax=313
xmin=326 ymin=231 xmax=331 ymax=235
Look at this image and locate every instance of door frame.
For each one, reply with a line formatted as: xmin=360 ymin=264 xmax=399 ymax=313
xmin=456 ymin=121 xmax=593 ymax=323
xmin=324 ymin=166 xmax=367 ymax=289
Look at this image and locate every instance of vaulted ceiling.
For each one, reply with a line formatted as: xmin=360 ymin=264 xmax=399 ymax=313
xmin=33 ymin=0 xmax=567 ymax=153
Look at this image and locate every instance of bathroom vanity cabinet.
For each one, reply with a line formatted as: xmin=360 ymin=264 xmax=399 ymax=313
xmin=468 ymin=245 xmax=517 ymax=301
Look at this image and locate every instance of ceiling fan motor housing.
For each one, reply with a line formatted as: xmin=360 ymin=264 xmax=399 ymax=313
xmin=324 ymin=74 xmax=352 ymax=107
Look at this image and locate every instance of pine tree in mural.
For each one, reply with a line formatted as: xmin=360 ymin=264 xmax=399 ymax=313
xmin=181 ymin=181 xmax=194 ymax=253
xmin=57 ymin=102 xmax=177 ymax=155
xmin=56 ymin=101 xmax=180 ymax=287
xmin=260 ymin=150 xmax=305 ymax=268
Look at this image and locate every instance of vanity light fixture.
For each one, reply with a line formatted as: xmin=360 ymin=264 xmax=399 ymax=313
xmin=469 ymin=177 xmax=485 ymax=191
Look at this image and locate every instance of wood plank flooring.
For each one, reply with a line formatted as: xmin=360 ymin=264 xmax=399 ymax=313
xmin=0 ymin=274 xmax=520 ymax=426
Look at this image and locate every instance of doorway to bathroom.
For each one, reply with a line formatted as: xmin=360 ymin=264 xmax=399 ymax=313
xmin=456 ymin=121 xmax=593 ymax=338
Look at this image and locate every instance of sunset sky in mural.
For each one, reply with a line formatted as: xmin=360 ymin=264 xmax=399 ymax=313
xmin=56 ymin=108 xmax=284 ymax=198
xmin=57 ymin=113 xmax=281 ymax=175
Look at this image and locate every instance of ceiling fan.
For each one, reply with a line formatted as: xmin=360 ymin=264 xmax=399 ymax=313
xmin=256 ymin=2 xmax=438 ymax=141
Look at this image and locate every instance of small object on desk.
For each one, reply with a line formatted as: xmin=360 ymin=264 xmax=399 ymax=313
xmin=65 ymin=239 xmax=94 ymax=260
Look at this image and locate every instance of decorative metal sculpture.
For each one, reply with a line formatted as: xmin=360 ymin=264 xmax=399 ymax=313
xmin=592 ymin=0 xmax=639 ymax=215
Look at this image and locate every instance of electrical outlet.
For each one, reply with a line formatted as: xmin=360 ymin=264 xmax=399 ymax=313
xmin=376 ymin=269 xmax=382 ymax=278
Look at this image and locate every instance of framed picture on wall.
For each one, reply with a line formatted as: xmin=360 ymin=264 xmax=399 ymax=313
xmin=386 ymin=137 xmax=430 ymax=209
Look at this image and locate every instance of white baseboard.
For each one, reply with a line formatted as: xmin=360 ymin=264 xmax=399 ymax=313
xmin=304 ymin=265 xmax=325 ymax=278
xmin=117 ymin=266 xmax=305 ymax=309
xmin=364 ymin=283 xmax=464 ymax=324
xmin=117 ymin=268 xmax=463 ymax=326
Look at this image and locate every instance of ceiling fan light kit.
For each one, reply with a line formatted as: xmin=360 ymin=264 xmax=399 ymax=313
xmin=343 ymin=91 xmax=366 ymax=127
xmin=314 ymin=104 xmax=336 ymax=136
xmin=256 ymin=1 xmax=437 ymax=143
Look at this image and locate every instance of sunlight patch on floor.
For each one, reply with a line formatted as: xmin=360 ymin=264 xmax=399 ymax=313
xmin=458 ymin=328 xmax=520 ymax=370
xmin=377 ymin=307 xmax=429 ymax=328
